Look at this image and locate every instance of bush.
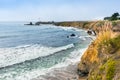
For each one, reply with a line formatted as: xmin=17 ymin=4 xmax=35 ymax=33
xmin=106 ymin=59 xmax=116 ymax=80
xmin=101 ymin=35 xmax=120 ymax=54
xmin=104 ymin=12 xmax=120 ymax=21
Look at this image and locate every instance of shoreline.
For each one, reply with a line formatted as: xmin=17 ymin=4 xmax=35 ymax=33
xmin=31 ymin=27 xmax=92 ymax=80
xmin=0 ymin=23 xmax=92 ymax=80
xmin=32 ymin=62 xmax=79 ymax=80
xmin=46 ymin=21 xmax=120 ymax=80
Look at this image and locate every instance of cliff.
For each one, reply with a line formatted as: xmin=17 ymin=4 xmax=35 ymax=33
xmin=78 ymin=22 xmax=120 ymax=80
xmin=55 ymin=21 xmax=120 ymax=80
xmin=55 ymin=20 xmax=120 ymax=34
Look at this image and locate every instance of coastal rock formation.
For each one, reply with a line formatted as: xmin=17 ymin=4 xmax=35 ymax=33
xmin=87 ymin=29 xmax=96 ymax=36
xmin=70 ymin=34 xmax=76 ymax=37
xmin=78 ymin=23 xmax=120 ymax=80
xmin=35 ymin=21 xmax=55 ymax=25
xmin=25 ymin=22 xmax=34 ymax=25
xmin=67 ymin=34 xmax=76 ymax=38
xmin=54 ymin=21 xmax=120 ymax=80
xmin=55 ymin=20 xmax=120 ymax=34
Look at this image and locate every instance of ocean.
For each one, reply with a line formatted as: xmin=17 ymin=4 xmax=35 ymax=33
xmin=0 ymin=22 xmax=92 ymax=80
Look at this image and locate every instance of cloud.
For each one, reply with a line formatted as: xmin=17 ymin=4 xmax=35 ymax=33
xmin=0 ymin=0 xmax=120 ymax=21
xmin=0 ymin=4 xmax=99 ymax=21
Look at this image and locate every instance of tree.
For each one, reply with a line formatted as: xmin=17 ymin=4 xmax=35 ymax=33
xmin=110 ymin=12 xmax=120 ymax=21
xmin=104 ymin=12 xmax=120 ymax=21
xmin=104 ymin=17 xmax=111 ymax=20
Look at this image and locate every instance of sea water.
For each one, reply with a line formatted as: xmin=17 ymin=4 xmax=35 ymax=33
xmin=0 ymin=22 xmax=91 ymax=80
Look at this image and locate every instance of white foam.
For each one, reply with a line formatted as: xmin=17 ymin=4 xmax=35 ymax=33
xmin=0 ymin=44 xmax=74 ymax=68
xmin=0 ymin=43 xmax=90 ymax=80
xmin=9 ymin=47 xmax=88 ymax=80
xmin=41 ymin=47 xmax=87 ymax=74
xmin=65 ymin=48 xmax=87 ymax=63
xmin=30 ymin=48 xmax=88 ymax=80
xmin=59 ymin=26 xmax=83 ymax=31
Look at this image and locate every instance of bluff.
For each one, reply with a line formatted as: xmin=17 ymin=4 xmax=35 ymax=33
xmin=78 ymin=22 xmax=120 ymax=80
xmin=55 ymin=20 xmax=120 ymax=33
xmin=55 ymin=21 xmax=120 ymax=80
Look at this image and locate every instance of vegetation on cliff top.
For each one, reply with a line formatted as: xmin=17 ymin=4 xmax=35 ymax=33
xmin=54 ymin=18 xmax=120 ymax=80
xmin=104 ymin=12 xmax=120 ymax=21
xmin=55 ymin=20 xmax=120 ymax=33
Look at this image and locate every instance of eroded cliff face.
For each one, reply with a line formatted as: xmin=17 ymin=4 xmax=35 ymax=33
xmin=55 ymin=20 xmax=120 ymax=34
xmin=78 ymin=23 xmax=120 ymax=80
xmin=55 ymin=21 xmax=120 ymax=80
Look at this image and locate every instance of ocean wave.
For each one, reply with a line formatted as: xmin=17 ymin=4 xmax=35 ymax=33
xmin=59 ymin=26 xmax=83 ymax=31
xmin=31 ymin=48 xmax=88 ymax=80
xmin=4 ymin=47 xmax=87 ymax=80
xmin=0 ymin=35 xmax=19 ymax=39
xmin=0 ymin=44 xmax=74 ymax=68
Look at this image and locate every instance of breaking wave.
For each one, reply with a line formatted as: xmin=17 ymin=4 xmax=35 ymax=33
xmin=0 ymin=44 xmax=74 ymax=68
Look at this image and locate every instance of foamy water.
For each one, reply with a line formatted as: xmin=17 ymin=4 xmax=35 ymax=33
xmin=0 ymin=22 xmax=91 ymax=80
xmin=0 ymin=44 xmax=74 ymax=68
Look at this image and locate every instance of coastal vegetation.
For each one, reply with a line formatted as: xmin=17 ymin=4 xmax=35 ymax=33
xmin=77 ymin=22 xmax=120 ymax=80
xmin=55 ymin=20 xmax=120 ymax=33
xmin=32 ymin=15 xmax=120 ymax=80
xmin=104 ymin=12 xmax=120 ymax=21
xmin=55 ymin=20 xmax=120 ymax=80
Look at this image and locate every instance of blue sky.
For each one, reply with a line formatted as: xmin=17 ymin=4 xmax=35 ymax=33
xmin=0 ymin=0 xmax=120 ymax=21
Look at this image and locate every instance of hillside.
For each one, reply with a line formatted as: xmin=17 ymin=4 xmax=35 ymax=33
xmin=55 ymin=20 xmax=120 ymax=33
xmin=78 ymin=22 xmax=120 ymax=80
xmin=55 ymin=21 xmax=120 ymax=80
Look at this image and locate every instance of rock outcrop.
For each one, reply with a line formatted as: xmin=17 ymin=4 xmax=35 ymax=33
xmin=78 ymin=23 xmax=120 ymax=80
xmin=55 ymin=21 xmax=120 ymax=80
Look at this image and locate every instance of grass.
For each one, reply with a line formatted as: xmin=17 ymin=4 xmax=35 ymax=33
xmin=95 ymin=22 xmax=113 ymax=44
xmin=98 ymin=59 xmax=116 ymax=80
xmin=93 ymin=22 xmax=120 ymax=54
xmin=106 ymin=59 xmax=116 ymax=80
xmin=100 ymin=34 xmax=120 ymax=54
xmin=109 ymin=35 xmax=120 ymax=50
xmin=81 ymin=22 xmax=115 ymax=67
xmin=87 ymin=22 xmax=117 ymax=80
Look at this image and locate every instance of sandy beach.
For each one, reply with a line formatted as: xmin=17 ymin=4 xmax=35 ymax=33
xmin=32 ymin=62 xmax=80 ymax=80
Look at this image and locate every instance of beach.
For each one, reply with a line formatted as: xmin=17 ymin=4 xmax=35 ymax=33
xmin=32 ymin=63 xmax=79 ymax=80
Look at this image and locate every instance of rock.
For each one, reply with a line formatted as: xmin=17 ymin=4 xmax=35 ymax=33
xmin=25 ymin=22 xmax=34 ymax=25
xmin=67 ymin=34 xmax=76 ymax=38
xmin=70 ymin=34 xmax=76 ymax=37
xmin=87 ymin=30 xmax=92 ymax=35
xmin=77 ymin=69 xmax=88 ymax=77
xmin=29 ymin=22 xmax=33 ymax=25
xmin=87 ymin=29 xmax=96 ymax=36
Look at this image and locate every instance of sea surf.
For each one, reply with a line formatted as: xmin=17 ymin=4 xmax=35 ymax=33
xmin=0 ymin=22 xmax=92 ymax=80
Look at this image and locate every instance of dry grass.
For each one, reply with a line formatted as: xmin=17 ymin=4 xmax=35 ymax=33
xmin=94 ymin=22 xmax=115 ymax=45
xmin=78 ymin=21 xmax=120 ymax=80
xmin=82 ymin=22 xmax=115 ymax=63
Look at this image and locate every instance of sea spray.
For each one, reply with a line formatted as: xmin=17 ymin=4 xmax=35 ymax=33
xmin=0 ymin=23 xmax=91 ymax=80
xmin=0 ymin=44 xmax=74 ymax=68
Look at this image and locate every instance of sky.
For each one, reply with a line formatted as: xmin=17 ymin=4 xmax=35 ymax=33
xmin=0 ymin=0 xmax=120 ymax=21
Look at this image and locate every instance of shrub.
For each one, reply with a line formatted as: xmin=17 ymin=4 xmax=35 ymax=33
xmin=106 ymin=59 xmax=116 ymax=80
xmin=95 ymin=22 xmax=113 ymax=45
xmin=101 ymin=35 xmax=120 ymax=54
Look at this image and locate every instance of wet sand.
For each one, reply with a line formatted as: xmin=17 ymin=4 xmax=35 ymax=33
xmin=32 ymin=63 xmax=80 ymax=80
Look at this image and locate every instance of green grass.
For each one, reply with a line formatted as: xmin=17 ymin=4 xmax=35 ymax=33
xmin=106 ymin=59 xmax=116 ymax=80
xmin=101 ymin=35 xmax=120 ymax=54
xmin=109 ymin=35 xmax=120 ymax=49
xmin=90 ymin=59 xmax=116 ymax=80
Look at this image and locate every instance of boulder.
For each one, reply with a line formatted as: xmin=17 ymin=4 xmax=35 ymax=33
xmin=70 ymin=34 xmax=76 ymax=37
